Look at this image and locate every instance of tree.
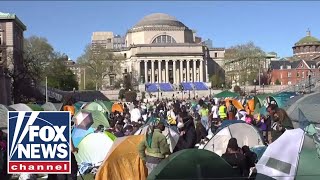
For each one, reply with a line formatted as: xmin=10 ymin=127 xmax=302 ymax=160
xmin=275 ymin=79 xmax=281 ymax=85
xmin=45 ymin=54 xmax=79 ymax=91
xmin=77 ymin=44 xmax=124 ymax=90
xmin=210 ymin=74 xmax=224 ymax=88
xmin=224 ymin=42 xmax=266 ymax=85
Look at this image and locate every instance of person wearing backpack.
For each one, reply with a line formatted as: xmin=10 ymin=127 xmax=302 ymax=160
xmin=227 ymin=100 xmax=237 ymax=120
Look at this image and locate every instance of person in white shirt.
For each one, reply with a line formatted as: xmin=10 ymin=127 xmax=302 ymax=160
xmin=210 ymin=101 xmax=219 ymax=120
xmin=236 ymin=109 xmax=247 ymax=121
xmin=130 ymin=103 xmax=141 ymax=123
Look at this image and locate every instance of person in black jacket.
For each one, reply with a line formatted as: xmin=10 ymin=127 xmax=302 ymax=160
xmin=173 ymin=111 xmax=197 ymax=152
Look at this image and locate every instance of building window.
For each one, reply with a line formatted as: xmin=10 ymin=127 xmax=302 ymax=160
xmin=287 ymin=65 xmax=291 ymax=69
xmin=110 ymin=76 xmax=115 ymax=86
xmin=124 ymin=69 xmax=128 ymax=73
xmin=152 ymin=35 xmax=177 ymax=44
xmin=288 ymin=72 xmax=291 ymax=77
xmin=297 ymin=72 xmax=300 ymax=77
xmin=288 ymin=81 xmax=292 ymax=85
xmin=110 ymin=65 xmax=113 ymax=72
xmin=280 ymin=73 xmax=283 ymax=78
xmin=280 ymin=65 xmax=283 ymax=69
xmin=302 ymin=72 xmax=305 ymax=78
xmin=107 ymin=38 xmax=111 ymax=43
xmin=215 ymin=53 xmax=218 ymax=58
xmin=124 ymin=53 xmax=127 ymax=58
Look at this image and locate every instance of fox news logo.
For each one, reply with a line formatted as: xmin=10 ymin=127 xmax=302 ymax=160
xmin=8 ymin=111 xmax=71 ymax=174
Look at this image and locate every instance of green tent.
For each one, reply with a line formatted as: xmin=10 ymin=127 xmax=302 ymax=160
xmin=269 ymin=92 xmax=295 ymax=108
xmin=27 ymin=104 xmax=44 ymax=111
xmin=74 ymin=101 xmax=86 ymax=113
xmin=83 ymin=102 xmax=107 ymax=113
xmin=214 ymin=90 xmax=239 ymax=98
xmin=101 ymin=101 xmax=114 ymax=113
xmin=147 ymin=149 xmax=242 ymax=180
xmin=87 ymin=110 xmax=109 ymax=128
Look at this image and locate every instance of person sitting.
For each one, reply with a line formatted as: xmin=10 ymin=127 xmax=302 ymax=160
xmin=221 ymin=138 xmax=249 ymax=177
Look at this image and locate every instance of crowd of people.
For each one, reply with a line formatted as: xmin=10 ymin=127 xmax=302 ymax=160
xmin=0 ymin=95 xmax=294 ymax=180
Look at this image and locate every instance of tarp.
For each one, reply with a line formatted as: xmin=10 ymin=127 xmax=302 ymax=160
xmin=134 ymin=124 xmax=179 ymax=153
xmin=147 ymin=149 xmax=242 ymax=180
xmin=202 ymin=122 xmax=264 ymax=156
xmin=27 ymin=104 xmax=44 ymax=111
xmin=225 ymin=98 xmax=244 ymax=110
xmin=214 ymin=90 xmax=239 ymax=98
xmin=0 ymin=104 xmax=15 ymax=133
xmin=9 ymin=103 xmax=32 ymax=111
xmin=75 ymin=132 xmax=114 ymax=165
xmin=41 ymin=102 xmax=58 ymax=111
xmin=95 ymin=135 xmax=147 ymax=180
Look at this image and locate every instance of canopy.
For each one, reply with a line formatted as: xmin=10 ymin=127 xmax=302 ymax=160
xmin=225 ymin=98 xmax=244 ymax=110
xmin=9 ymin=103 xmax=32 ymax=111
xmin=147 ymin=149 xmax=242 ymax=180
xmin=255 ymin=128 xmax=320 ymax=180
xmin=111 ymin=103 xmax=124 ymax=113
xmin=201 ymin=122 xmax=264 ymax=156
xmin=0 ymin=105 xmax=15 ymax=133
xmin=27 ymin=104 xmax=44 ymax=111
xmin=214 ymin=90 xmax=239 ymax=98
xmin=95 ymin=135 xmax=147 ymax=180
xmin=41 ymin=102 xmax=58 ymax=111
xmin=134 ymin=124 xmax=179 ymax=153
xmin=75 ymin=132 xmax=114 ymax=165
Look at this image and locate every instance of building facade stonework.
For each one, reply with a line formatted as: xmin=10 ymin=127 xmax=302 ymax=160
xmin=0 ymin=12 xmax=26 ymax=105
xmin=91 ymin=13 xmax=225 ymax=89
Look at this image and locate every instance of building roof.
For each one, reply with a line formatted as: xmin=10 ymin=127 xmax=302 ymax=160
xmin=132 ymin=13 xmax=187 ymax=29
xmin=270 ymin=60 xmax=301 ymax=69
xmin=0 ymin=12 xmax=26 ymax=30
xmin=294 ymin=30 xmax=320 ymax=46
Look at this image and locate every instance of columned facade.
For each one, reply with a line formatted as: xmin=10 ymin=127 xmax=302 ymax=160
xmin=141 ymin=59 xmax=206 ymax=84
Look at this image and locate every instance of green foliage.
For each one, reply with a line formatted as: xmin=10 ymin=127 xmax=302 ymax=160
xmin=210 ymin=74 xmax=224 ymax=88
xmin=275 ymin=79 xmax=281 ymax=85
xmin=45 ymin=56 xmax=79 ymax=91
xmin=77 ymin=44 xmax=125 ymax=90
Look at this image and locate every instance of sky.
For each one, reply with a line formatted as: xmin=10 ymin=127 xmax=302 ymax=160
xmin=2 ymin=1 xmax=320 ymax=60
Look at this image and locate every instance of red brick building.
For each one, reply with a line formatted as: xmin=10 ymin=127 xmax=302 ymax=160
xmin=270 ymin=60 xmax=320 ymax=85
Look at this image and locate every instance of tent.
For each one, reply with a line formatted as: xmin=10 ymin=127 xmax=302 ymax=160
xmin=74 ymin=132 xmax=114 ymax=165
xmin=9 ymin=103 xmax=33 ymax=111
xmin=73 ymin=110 xmax=110 ymax=129
xmin=201 ymin=122 xmax=264 ymax=156
xmin=74 ymin=101 xmax=86 ymax=113
xmin=111 ymin=103 xmax=124 ymax=113
xmin=95 ymin=135 xmax=147 ymax=180
xmin=0 ymin=105 xmax=15 ymax=133
xmin=246 ymin=98 xmax=255 ymax=115
xmin=71 ymin=127 xmax=95 ymax=148
xmin=83 ymin=101 xmax=107 ymax=113
xmin=27 ymin=104 xmax=44 ymax=111
xmin=63 ymin=105 xmax=75 ymax=116
xmin=225 ymin=98 xmax=244 ymax=110
xmin=41 ymin=102 xmax=58 ymax=111
xmin=268 ymin=92 xmax=296 ymax=109
xmin=134 ymin=124 xmax=179 ymax=153
xmin=214 ymin=90 xmax=239 ymax=98
xmin=256 ymin=128 xmax=320 ymax=180
xmin=147 ymin=149 xmax=242 ymax=180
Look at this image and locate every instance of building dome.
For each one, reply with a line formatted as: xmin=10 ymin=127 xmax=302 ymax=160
xmin=133 ymin=13 xmax=187 ymax=29
xmin=294 ymin=30 xmax=320 ymax=46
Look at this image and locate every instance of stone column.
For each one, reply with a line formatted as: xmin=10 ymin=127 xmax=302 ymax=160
xmin=180 ymin=60 xmax=183 ymax=82
xmin=205 ymin=60 xmax=209 ymax=82
xmin=165 ymin=60 xmax=169 ymax=83
xmin=186 ymin=60 xmax=190 ymax=82
xmin=173 ymin=60 xmax=176 ymax=84
xmin=151 ymin=60 xmax=155 ymax=83
xmin=144 ymin=60 xmax=148 ymax=83
xmin=200 ymin=60 xmax=204 ymax=82
xmin=158 ymin=60 xmax=162 ymax=82
xmin=137 ymin=60 xmax=141 ymax=83
xmin=193 ymin=60 xmax=197 ymax=82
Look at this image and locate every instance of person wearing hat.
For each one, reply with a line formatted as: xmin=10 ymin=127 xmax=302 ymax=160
xmin=221 ymin=138 xmax=249 ymax=177
xmin=138 ymin=121 xmax=170 ymax=175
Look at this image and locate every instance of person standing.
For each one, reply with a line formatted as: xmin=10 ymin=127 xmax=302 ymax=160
xmin=227 ymin=100 xmax=237 ymax=120
xmin=199 ymin=104 xmax=210 ymax=131
xmin=218 ymin=101 xmax=227 ymax=121
xmin=138 ymin=122 xmax=170 ymax=175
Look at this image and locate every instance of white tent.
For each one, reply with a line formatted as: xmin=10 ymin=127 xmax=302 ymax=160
xmin=75 ymin=132 xmax=114 ymax=166
xmin=200 ymin=123 xmax=264 ymax=156
xmin=41 ymin=102 xmax=58 ymax=111
xmin=134 ymin=125 xmax=179 ymax=153
xmin=0 ymin=104 xmax=15 ymax=133
xmin=256 ymin=128 xmax=305 ymax=180
xmin=9 ymin=103 xmax=32 ymax=111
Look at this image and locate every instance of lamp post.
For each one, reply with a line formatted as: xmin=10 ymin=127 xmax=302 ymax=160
xmin=262 ymin=83 xmax=265 ymax=93
xmin=308 ymin=73 xmax=312 ymax=94
xmin=253 ymin=79 xmax=257 ymax=96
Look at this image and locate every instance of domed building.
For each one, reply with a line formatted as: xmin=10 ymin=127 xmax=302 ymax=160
xmin=292 ymin=30 xmax=320 ymax=61
xmin=92 ymin=13 xmax=225 ymax=92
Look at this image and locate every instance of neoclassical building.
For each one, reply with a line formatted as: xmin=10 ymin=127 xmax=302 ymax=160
xmin=91 ymin=13 xmax=225 ymax=90
xmin=292 ymin=30 xmax=320 ymax=61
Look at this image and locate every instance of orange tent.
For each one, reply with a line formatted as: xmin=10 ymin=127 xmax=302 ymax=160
xmin=95 ymin=135 xmax=147 ymax=180
xmin=111 ymin=103 xmax=124 ymax=113
xmin=63 ymin=105 xmax=75 ymax=116
xmin=246 ymin=99 xmax=255 ymax=115
xmin=225 ymin=98 xmax=244 ymax=110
